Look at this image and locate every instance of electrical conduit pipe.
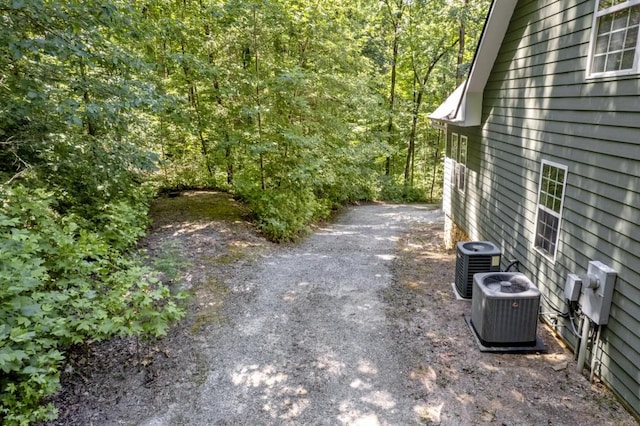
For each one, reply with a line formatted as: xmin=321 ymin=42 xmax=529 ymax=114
xmin=576 ymin=316 xmax=591 ymax=373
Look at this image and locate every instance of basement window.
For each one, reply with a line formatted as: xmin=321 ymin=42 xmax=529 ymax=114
xmin=534 ymin=161 xmax=568 ymax=261
xmin=588 ymin=0 xmax=640 ymax=77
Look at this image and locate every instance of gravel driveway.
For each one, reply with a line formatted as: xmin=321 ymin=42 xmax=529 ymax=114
xmin=140 ymin=203 xmax=442 ymax=425
xmin=51 ymin=194 xmax=636 ymax=426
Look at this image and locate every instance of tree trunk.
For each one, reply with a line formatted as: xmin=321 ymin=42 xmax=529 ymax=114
xmin=213 ymin=72 xmax=234 ymax=186
xmin=404 ymin=98 xmax=419 ymax=185
xmin=386 ymin=32 xmax=399 ymax=176
xmin=79 ymin=62 xmax=97 ymax=137
xmin=192 ymin=84 xmax=213 ymax=177
xmin=404 ymin=39 xmax=457 ymax=185
xmin=226 ymin=145 xmax=233 ymax=185
xmin=384 ymin=0 xmax=404 ymax=177
xmin=253 ymin=9 xmax=265 ymax=191
xmin=429 ymin=130 xmax=441 ymax=202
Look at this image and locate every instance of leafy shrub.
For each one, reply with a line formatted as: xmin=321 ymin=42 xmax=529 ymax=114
xmin=314 ymin=166 xmax=378 ymax=207
xmin=236 ymin=184 xmax=327 ymax=242
xmin=0 ymin=185 xmax=185 ymax=424
xmin=378 ymin=176 xmax=428 ymax=203
xmin=92 ymin=199 xmax=151 ymax=251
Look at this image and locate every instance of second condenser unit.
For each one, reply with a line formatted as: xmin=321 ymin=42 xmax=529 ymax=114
xmin=455 ymin=241 xmax=501 ymax=298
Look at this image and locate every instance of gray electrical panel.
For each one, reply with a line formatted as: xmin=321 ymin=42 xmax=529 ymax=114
xmin=581 ymin=261 xmax=617 ymax=325
xmin=564 ymin=273 xmax=582 ymax=302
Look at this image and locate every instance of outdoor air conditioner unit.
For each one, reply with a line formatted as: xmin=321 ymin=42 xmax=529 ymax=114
xmin=455 ymin=241 xmax=501 ymax=298
xmin=471 ymin=272 xmax=540 ymax=346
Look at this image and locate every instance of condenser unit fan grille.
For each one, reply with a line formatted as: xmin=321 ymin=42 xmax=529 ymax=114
xmin=481 ymin=274 xmax=531 ymax=293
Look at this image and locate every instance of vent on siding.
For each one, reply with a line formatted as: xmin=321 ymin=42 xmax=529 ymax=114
xmin=454 ymin=241 xmax=501 ymax=298
xmin=471 ymin=272 xmax=541 ymax=346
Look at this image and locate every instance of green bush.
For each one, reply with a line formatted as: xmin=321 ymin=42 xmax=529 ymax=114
xmin=377 ymin=176 xmax=428 ymax=203
xmin=314 ymin=168 xmax=378 ymax=207
xmin=0 ymin=185 xmax=185 ymax=424
xmin=235 ymin=183 xmax=325 ymax=242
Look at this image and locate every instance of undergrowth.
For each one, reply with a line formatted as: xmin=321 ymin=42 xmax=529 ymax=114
xmin=0 ymin=185 xmax=186 ymax=425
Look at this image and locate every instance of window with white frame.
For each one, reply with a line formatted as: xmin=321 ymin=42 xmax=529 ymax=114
xmin=458 ymin=136 xmax=467 ymax=192
xmin=450 ymin=133 xmax=459 ymax=187
xmin=448 ymin=133 xmax=467 ymax=192
xmin=450 ymin=133 xmax=459 ymax=161
xmin=534 ymin=161 xmax=568 ymax=260
xmin=588 ymin=0 xmax=640 ymax=77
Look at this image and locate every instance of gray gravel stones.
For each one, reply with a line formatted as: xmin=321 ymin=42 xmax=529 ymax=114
xmin=139 ymin=203 xmax=442 ymax=425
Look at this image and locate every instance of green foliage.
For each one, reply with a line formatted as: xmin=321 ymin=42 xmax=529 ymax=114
xmin=378 ymin=176 xmax=428 ymax=203
xmin=233 ymin=178 xmax=318 ymax=241
xmin=0 ymin=186 xmax=185 ymax=424
xmin=247 ymin=188 xmax=318 ymax=241
xmin=0 ymin=0 xmax=489 ymax=421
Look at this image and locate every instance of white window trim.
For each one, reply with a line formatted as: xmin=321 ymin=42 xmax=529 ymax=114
xmin=457 ymin=135 xmax=468 ymax=193
xmin=450 ymin=133 xmax=459 ymax=161
xmin=533 ymin=160 xmax=568 ymax=262
xmin=450 ymin=133 xmax=459 ymax=188
xmin=586 ymin=0 xmax=640 ymax=79
xmin=448 ymin=133 xmax=468 ymax=193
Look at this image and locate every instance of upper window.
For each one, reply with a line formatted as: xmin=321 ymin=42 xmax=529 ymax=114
xmin=534 ymin=161 xmax=568 ymax=261
xmin=450 ymin=133 xmax=459 ymax=162
xmin=588 ymin=0 xmax=640 ymax=77
xmin=458 ymin=136 xmax=468 ymax=193
xmin=448 ymin=133 xmax=467 ymax=192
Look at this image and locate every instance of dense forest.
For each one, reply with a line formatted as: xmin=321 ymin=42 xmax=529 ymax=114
xmin=0 ymin=0 xmax=487 ymax=423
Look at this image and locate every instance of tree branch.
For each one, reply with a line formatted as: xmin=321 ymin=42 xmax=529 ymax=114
xmin=5 ymin=168 xmax=28 ymax=185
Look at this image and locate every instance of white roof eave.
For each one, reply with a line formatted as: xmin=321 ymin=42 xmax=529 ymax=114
xmin=428 ymin=83 xmax=465 ymax=122
xmin=428 ymin=0 xmax=518 ymax=128
xmin=428 ymin=85 xmax=482 ymax=128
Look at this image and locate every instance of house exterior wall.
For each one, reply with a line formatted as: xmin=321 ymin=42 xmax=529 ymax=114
xmin=443 ymin=0 xmax=640 ymax=417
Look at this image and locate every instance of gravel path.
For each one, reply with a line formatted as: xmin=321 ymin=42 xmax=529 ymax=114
xmin=140 ymin=203 xmax=442 ymax=425
xmin=51 ymin=196 xmax=636 ymax=425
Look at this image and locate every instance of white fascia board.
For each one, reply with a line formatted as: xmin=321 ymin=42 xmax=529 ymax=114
xmin=466 ymin=0 xmax=518 ymax=92
xmin=458 ymin=91 xmax=483 ymax=127
xmin=429 ymin=0 xmax=518 ymax=127
xmin=428 ymin=83 xmax=465 ymax=121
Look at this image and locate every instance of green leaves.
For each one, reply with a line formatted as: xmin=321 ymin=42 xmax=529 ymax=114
xmin=0 ymin=185 xmax=185 ymax=423
xmin=150 ymin=0 xmax=389 ymax=240
xmin=0 ymin=1 xmax=185 ymax=422
xmin=0 ymin=0 xmax=487 ymax=420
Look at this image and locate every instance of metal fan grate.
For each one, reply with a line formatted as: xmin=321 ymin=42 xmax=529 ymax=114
xmin=483 ymin=274 xmax=531 ymax=293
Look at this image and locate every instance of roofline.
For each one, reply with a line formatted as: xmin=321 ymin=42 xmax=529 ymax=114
xmin=429 ymin=0 xmax=518 ymax=127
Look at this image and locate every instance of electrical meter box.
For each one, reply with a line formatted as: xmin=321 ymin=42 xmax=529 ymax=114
xmin=581 ymin=261 xmax=617 ymax=325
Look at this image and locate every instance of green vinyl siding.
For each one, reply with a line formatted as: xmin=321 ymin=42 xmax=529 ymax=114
xmin=445 ymin=0 xmax=640 ymax=416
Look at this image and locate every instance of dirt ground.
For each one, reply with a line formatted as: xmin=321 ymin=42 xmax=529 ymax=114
xmin=384 ymin=220 xmax=637 ymax=425
xmin=45 ymin=191 xmax=637 ymax=425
